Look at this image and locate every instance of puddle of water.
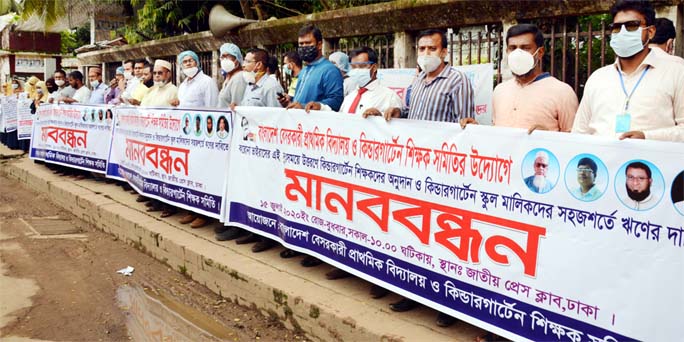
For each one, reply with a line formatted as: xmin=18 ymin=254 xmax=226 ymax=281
xmin=116 ymin=285 xmax=238 ymax=342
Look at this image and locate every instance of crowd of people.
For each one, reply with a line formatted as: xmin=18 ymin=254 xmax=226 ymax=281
xmin=0 ymin=0 xmax=682 ymax=339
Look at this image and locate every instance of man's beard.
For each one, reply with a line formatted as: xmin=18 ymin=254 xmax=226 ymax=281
xmin=626 ymin=184 xmax=650 ymax=202
xmin=532 ymin=175 xmax=546 ymax=191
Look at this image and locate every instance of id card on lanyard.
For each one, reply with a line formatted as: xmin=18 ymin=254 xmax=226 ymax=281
xmin=616 ymin=66 xmax=649 ymax=133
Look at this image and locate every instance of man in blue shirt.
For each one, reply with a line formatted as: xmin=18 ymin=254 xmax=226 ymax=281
xmin=87 ymin=67 xmax=106 ymax=104
xmin=281 ymin=24 xmax=344 ymax=111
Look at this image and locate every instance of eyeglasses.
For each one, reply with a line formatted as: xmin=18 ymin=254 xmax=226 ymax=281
xmin=627 ymin=175 xmax=649 ymax=182
xmin=534 ymin=163 xmax=548 ymax=168
xmin=576 ymin=168 xmax=594 ymax=174
xmin=609 ymin=20 xmax=646 ymax=34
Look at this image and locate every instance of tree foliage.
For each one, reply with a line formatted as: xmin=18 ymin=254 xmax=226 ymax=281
xmin=19 ymin=0 xmax=66 ymax=30
xmin=61 ymin=23 xmax=90 ymax=55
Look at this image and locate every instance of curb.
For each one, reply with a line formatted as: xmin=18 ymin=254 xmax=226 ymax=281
xmin=1 ymin=157 xmax=484 ymax=341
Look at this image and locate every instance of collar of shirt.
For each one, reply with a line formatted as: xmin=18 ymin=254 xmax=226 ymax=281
xmin=418 ymin=63 xmax=451 ymax=85
xmin=183 ymin=70 xmax=204 ymax=85
xmin=358 ymin=78 xmax=380 ymax=91
xmin=306 ymin=56 xmax=325 ymax=67
xmin=249 ymin=74 xmax=268 ymax=88
xmin=615 ymin=48 xmax=662 ymax=75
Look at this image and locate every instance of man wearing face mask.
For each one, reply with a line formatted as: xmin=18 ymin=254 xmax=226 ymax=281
xmin=141 ymin=60 xmax=178 ymax=107
xmin=460 ymin=24 xmax=577 ymax=132
xmin=87 ymin=67 xmax=106 ymax=104
xmin=329 ymin=51 xmax=355 ymax=97
xmin=217 ymin=43 xmax=247 ymax=108
xmin=172 ymin=50 xmax=218 ymax=109
xmin=238 ymin=49 xmax=284 ymax=112
xmin=281 ymin=24 xmax=344 ymax=111
xmin=121 ymin=59 xmax=144 ymax=104
xmin=572 ymin=0 xmax=684 ymax=142
xmin=105 ymin=67 xmax=125 ymax=105
xmin=337 ymin=47 xmax=403 ymax=114
xmin=129 ymin=63 xmax=154 ymax=106
xmin=370 ymin=29 xmax=474 ymax=124
xmin=47 ymin=69 xmax=75 ymax=104
xmin=282 ymin=52 xmax=302 ymax=98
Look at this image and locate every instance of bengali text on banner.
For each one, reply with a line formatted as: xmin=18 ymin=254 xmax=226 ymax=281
xmin=106 ymin=106 xmax=233 ymax=219
xmin=29 ymin=103 xmax=114 ymax=173
xmin=224 ymin=106 xmax=684 ymax=342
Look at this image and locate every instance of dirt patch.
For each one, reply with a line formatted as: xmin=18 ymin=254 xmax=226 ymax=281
xmin=0 ymin=173 xmax=309 ymax=341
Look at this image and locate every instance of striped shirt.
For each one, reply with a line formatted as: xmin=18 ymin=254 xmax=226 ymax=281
xmin=405 ymin=65 xmax=474 ymax=122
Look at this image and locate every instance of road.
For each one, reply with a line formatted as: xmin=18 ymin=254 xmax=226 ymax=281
xmin=0 ymin=173 xmax=308 ymax=342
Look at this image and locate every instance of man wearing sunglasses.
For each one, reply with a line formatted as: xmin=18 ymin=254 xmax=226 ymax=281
xmin=572 ymin=0 xmax=684 ymax=142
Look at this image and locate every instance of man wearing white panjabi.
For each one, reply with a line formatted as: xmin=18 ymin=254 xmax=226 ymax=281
xmin=173 ymin=50 xmax=219 ymax=108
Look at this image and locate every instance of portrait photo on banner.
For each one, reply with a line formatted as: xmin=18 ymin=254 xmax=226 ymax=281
xmin=672 ymin=170 xmax=684 ymax=216
xmin=614 ymin=159 xmax=665 ymax=212
xmin=564 ymin=153 xmax=608 ymax=202
xmin=521 ymin=148 xmax=559 ymax=194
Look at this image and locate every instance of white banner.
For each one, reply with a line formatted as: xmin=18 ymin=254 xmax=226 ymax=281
xmin=106 ymin=106 xmax=232 ymax=219
xmin=29 ymin=104 xmax=114 ymax=173
xmin=225 ymin=107 xmax=683 ymax=342
xmin=1 ymin=95 xmax=18 ymax=133
xmin=378 ymin=63 xmax=494 ymax=124
xmin=17 ymin=98 xmax=33 ymax=140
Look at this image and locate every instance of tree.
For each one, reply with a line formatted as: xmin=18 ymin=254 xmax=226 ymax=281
xmin=18 ymin=0 xmax=66 ymax=30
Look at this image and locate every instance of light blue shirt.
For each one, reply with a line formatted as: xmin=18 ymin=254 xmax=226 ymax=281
xmin=241 ymin=74 xmax=283 ymax=108
xmin=571 ymin=185 xmax=602 ymax=201
xmin=293 ymin=57 xmax=344 ymax=111
xmin=88 ymin=83 xmax=106 ymax=104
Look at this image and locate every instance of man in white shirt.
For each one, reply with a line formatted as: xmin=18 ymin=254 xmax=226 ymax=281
xmin=217 ymin=43 xmax=246 ymax=108
xmin=572 ymin=0 xmax=684 ymax=142
xmin=173 ymin=50 xmax=218 ymax=108
xmin=307 ymin=47 xmax=402 ymax=114
xmin=61 ymin=71 xmax=91 ymax=104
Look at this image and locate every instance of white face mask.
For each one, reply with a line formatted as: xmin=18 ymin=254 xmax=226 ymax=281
xmin=348 ymin=68 xmax=372 ymax=87
xmin=182 ymin=67 xmax=199 ymax=78
xmin=154 ymin=81 xmax=166 ymax=87
xmin=610 ymin=26 xmax=646 ymax=58
xmin=90 ymin=80 xmax=99 ymax=89
xmin=221 ymin=59 xmax=236 ymax=73
xmin=55 ymin=79 xmax=65 ymax=87
xmin=507 ymin=48 xmax=539 ymax=76
xmin=123 ymin=71 xmax=133 ymax=80
xmin=11 ymin=84 xmax=18 ymax=89
xmin=417 ymin=55 xmax=442 ymax=73
xmin=242 ymin=71 xmax=256 ymax=84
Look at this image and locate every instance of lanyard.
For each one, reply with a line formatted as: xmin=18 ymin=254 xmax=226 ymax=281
xmin=617 ymin=65 xmax=649 ymax=112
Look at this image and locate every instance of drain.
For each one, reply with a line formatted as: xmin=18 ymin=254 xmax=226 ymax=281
xmin=23 ymin=217 xmax=80 ymax=235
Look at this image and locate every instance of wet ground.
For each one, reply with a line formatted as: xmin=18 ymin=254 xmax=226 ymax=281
xmin=0 ymin=173 xmax=309 ymax=341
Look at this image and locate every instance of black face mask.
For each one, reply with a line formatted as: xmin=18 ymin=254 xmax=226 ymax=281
xmin=144 ymin=78 xmax=154 ymax=88
xmin=298 ymin=46 xmax=318 ymax=63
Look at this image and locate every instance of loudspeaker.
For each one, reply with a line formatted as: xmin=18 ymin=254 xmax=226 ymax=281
xmin=209 ymin=4 xmax=258 ymax=37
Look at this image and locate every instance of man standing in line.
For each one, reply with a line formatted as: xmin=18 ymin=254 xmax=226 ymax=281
xmin=47 ymin=69 xmax=75 ymax=104
xmin=282 ymin=52 xmax=302 ymax=99
xmin=141 ymin=60 xmax=178 ymax=107
xmin=280 ymin=24 xmax=344 ymax=112
xmin=61 ymin=71 xmax=91 ymax=104
xmin=460 ymin=24 xmax=578 ymax=132
xmin=572 ymin=0 xmax=684 ymax=142
xmin=87 ymin=67 xmax=106 ymax=104
xmin=217 ymin=43 xmax=247 ymax=108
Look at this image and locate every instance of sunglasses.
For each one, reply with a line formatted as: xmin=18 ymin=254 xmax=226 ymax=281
xmin=609 ymin=20 xmax=647 ymax=34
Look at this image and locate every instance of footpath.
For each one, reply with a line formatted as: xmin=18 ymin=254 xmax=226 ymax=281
xmin=0 ymin=145 xmax=485 ymax=341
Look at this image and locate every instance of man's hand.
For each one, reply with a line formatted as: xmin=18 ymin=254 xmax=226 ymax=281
xmin=278 ymin=94 xmax=290 ymax=107
xmin=382 ymin=107 xmax=401 ymax=122
xmin=362 ymin=107 xmax=382 ymax=118
xmin=169 ymin=99 xmax=179 ymax=107
xmin=61 ymin=97 xmax=76 ymax=104
xmin=527 ymin=124 xmax=547 ymax=135
xmin=459 ymin=117 xmax=477 ymax=129
xmin=619 ymin=131 xmax=645 ymax=140
xmin=128 ymin=98 xmax=141 ymax=106
xmin=229 ymin=102 xmax=237 ymax=111
xmin=304 ymin=102 xmax=321 ymax=113
xmin=287 ymin=101 xmax=304 ymax=109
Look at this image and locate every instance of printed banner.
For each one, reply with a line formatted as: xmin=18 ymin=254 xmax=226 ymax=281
xmin=17 ymin=98 xmax=33 ymax=140
xmin=225 ymin=107 xmax=683 ymax=342
xmin=378 ymin=63 xmax=493 ymax=124
xmin=29 ymin=104 xmax=114 ymax=173
xmin=106 ymin=106 xmax=233 ymax=219
xmin=1 ymin=95 xmax=18 ymax=133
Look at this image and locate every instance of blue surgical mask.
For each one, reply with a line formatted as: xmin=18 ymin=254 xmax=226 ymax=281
xmin=283 ymin=65 xmax=292 ymax=77
xmin=348 ymin=68 xmax=372 ymax=87
xmin=610 ymin=26 xmax=646 ymax=58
